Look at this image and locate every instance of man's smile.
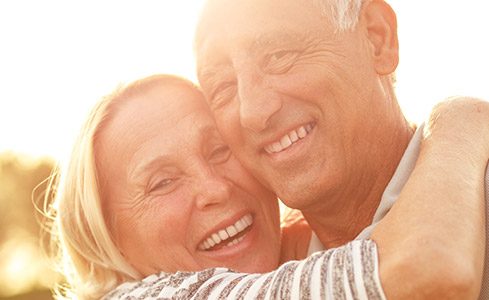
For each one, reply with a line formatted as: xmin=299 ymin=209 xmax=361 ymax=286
xmin=264 ymin=123 xmax=315 ymax=154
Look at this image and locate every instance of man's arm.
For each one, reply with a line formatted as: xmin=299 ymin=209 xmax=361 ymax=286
xmin=373 ymin=98 xmax=489 ymax=299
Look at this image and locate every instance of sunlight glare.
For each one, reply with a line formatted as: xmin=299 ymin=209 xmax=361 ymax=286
xmin=0 ymin=237 xmax=47 ymax=297
xmin=0 ymin=0 xmax=487 ymax=159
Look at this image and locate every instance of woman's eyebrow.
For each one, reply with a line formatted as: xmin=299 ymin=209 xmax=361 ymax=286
xmin=198 ymin=63 xmax=233 ymax=85
xmin=128 ymin=125 xmax=217 ymax=181
xmin=129 ymin=155 xmax=173 ymax=182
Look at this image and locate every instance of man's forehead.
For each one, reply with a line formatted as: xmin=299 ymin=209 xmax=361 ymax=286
xmin=196 ymin=0 xmax=326 ymax=41
xmin=196 ymin=30 xmax=322 ymax=72
xmin=196 ymin=0 xmax=331 ymax=69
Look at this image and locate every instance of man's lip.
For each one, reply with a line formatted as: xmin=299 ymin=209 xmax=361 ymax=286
xmin=197 ymin=212 xmax=253 ymax=251
xmin=262 ymin=122 xmax=316 ymax=155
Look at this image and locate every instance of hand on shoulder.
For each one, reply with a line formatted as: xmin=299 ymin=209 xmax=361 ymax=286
xmin=424 ymin=96 xmax=489 ymax=163
xmin=280 ymin=209 xmax=312 ymax=264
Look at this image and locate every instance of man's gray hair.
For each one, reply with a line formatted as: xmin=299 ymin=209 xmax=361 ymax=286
xmin=313 ymin=0 xmax=366 ymax=31
xmin=314 ymin=0 xmax=396 ymax=82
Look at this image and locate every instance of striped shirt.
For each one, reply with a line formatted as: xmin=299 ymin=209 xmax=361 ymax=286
xmin=104 ymin=240 xmax=386 ymax=300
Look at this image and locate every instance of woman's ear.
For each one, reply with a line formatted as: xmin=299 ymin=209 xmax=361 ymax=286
xmin=362 ymin=0 xmax=399 ymax=75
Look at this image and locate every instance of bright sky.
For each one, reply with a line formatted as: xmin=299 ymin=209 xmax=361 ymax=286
xmin=1 ymin=0 xmax=488 ymax=160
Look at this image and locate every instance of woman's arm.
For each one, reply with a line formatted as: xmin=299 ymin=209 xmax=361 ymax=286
xmin=373 ymin=97 xmax=489 ymax=299
xmin=104 ymin=240 xmax=385 ymax=299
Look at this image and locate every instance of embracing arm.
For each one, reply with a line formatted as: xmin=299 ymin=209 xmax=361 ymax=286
xmin=372 ymin=97 xmax=489 ymax=299
xmin=104 ymin=98 xmax=489 ymax=300
xmin=104 ymin=240 xmax=385 ymax=299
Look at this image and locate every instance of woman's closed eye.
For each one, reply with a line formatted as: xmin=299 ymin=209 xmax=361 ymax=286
xmin=209 ymin=81 xmax=236 ymax=110
xmin=209 ymin=145 xmax=231 ymax=164
xmin=148 ymin=177 xmax=178 ymax=194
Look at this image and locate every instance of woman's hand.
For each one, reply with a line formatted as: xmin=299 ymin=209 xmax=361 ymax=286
xmin=279 ymin=209 xmax=311 ymax=263
xmin=373 ymin=96 xmax=489 ymax=300
xmin=424 ymin=96 xmax=489 ymax=163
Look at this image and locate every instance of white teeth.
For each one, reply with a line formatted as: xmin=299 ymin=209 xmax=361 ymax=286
xmin=244 ymin=214 xmax=253 ymax=226
xmin=289 ymin=130 xmax=299 ymax=142
xmin=212 ymin=234 xmax=220 ymax=244
xmin=234 ymin=219 xmax=245 ymax=232
xmin=265 ymin=124 xmax=314 ymax=154
xmin=218 ymin=230 xmax=229 ymax=240
xmin=226 ymin=225 xmax=238 ymax=237
xmin=199 ymin=214 xmax=253 ymax=251
xmin=271 ymin=142 xmax=282 ymax=153
xmin=280 ymin=135 xmax=292 ymax=148
xmin=297 ymin=126 xmax=307 ymax=138
xmin=226 ymin=236 xmax=245 ymax=247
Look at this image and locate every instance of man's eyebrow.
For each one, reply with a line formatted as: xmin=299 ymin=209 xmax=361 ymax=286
xmin=198 ymin=32 xmax=314 ymax=80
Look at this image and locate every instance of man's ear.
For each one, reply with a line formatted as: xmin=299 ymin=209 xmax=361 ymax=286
xmin=362 ymin=0 xmax=399 ymax=75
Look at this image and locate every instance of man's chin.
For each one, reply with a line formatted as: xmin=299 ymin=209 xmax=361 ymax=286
xmin=277 ymin=192 xmax=315 ymax=211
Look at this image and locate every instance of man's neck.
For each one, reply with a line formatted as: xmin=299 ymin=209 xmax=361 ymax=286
xmin=303 ymin=120 xmax=415 ymax=249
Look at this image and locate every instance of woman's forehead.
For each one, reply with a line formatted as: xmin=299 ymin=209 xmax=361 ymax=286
xmin=98 ymin=84 xmax=214 ymax=159
xmin=120 ymin=83 xmax=210 ymax=125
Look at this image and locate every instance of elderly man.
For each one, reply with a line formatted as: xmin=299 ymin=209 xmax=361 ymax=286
xmin=195 ymin=0 xmax=489 ymax=298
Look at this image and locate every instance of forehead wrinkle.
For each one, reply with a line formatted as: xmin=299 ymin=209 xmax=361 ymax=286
xmin=198 ymin=30 xmax=324 ymax=81
xmin=250 ymin=31 xmax=305 ymax=52
xmin=250 ymin=29 xmax=334 ymax=53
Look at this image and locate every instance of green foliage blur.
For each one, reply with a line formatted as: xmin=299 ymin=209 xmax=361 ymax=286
xmin=0 ymin=152 xmax=56 ymax=300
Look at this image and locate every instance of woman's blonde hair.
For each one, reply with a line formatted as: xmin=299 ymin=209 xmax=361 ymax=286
xmin=44 ymin=74 xmax=200 ymax=299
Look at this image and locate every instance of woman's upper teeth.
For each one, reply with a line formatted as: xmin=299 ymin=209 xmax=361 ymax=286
xmin=265 ymin=124 xmax=313 ymax=154
xmin=200 ymin=214 xmax=253 ymax=251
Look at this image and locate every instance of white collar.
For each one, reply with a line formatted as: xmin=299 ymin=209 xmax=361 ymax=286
xmin=307 ymin=124 xmax=424 ymax=253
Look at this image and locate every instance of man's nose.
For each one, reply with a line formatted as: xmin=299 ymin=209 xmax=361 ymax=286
xmin=238 ymin=75 xmax=282 ymax=133
xmin=195 ymin=168 xmax=232 ymax=210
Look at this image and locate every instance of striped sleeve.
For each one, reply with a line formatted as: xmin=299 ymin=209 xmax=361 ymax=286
xmin=103 ymin=240 xmax=386 ymax=300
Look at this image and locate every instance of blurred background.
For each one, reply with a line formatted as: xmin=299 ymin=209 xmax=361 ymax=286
xmin=1 ymin=0 xmax=488 ymax=299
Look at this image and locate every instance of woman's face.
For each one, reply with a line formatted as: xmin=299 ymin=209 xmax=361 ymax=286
xmin=96 ymin=83 xmax=281 ymax=276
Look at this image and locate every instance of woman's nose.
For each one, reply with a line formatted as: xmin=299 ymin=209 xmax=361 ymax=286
xmin=195 ymin=170 xmax=232 ymax=210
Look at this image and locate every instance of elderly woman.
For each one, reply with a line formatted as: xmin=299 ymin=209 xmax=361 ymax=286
xmin=47 ymin=74 xmax=489 ymax=299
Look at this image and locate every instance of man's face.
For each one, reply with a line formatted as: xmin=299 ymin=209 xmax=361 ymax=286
xmin=196 ymin=0 xmax=393 ymax=210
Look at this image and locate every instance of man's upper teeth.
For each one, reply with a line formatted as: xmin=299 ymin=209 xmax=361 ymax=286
xmin=199 ymin=214 xmax=253 ymax=251
xmin=265 ymin=124 xmax=313 ymax=154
